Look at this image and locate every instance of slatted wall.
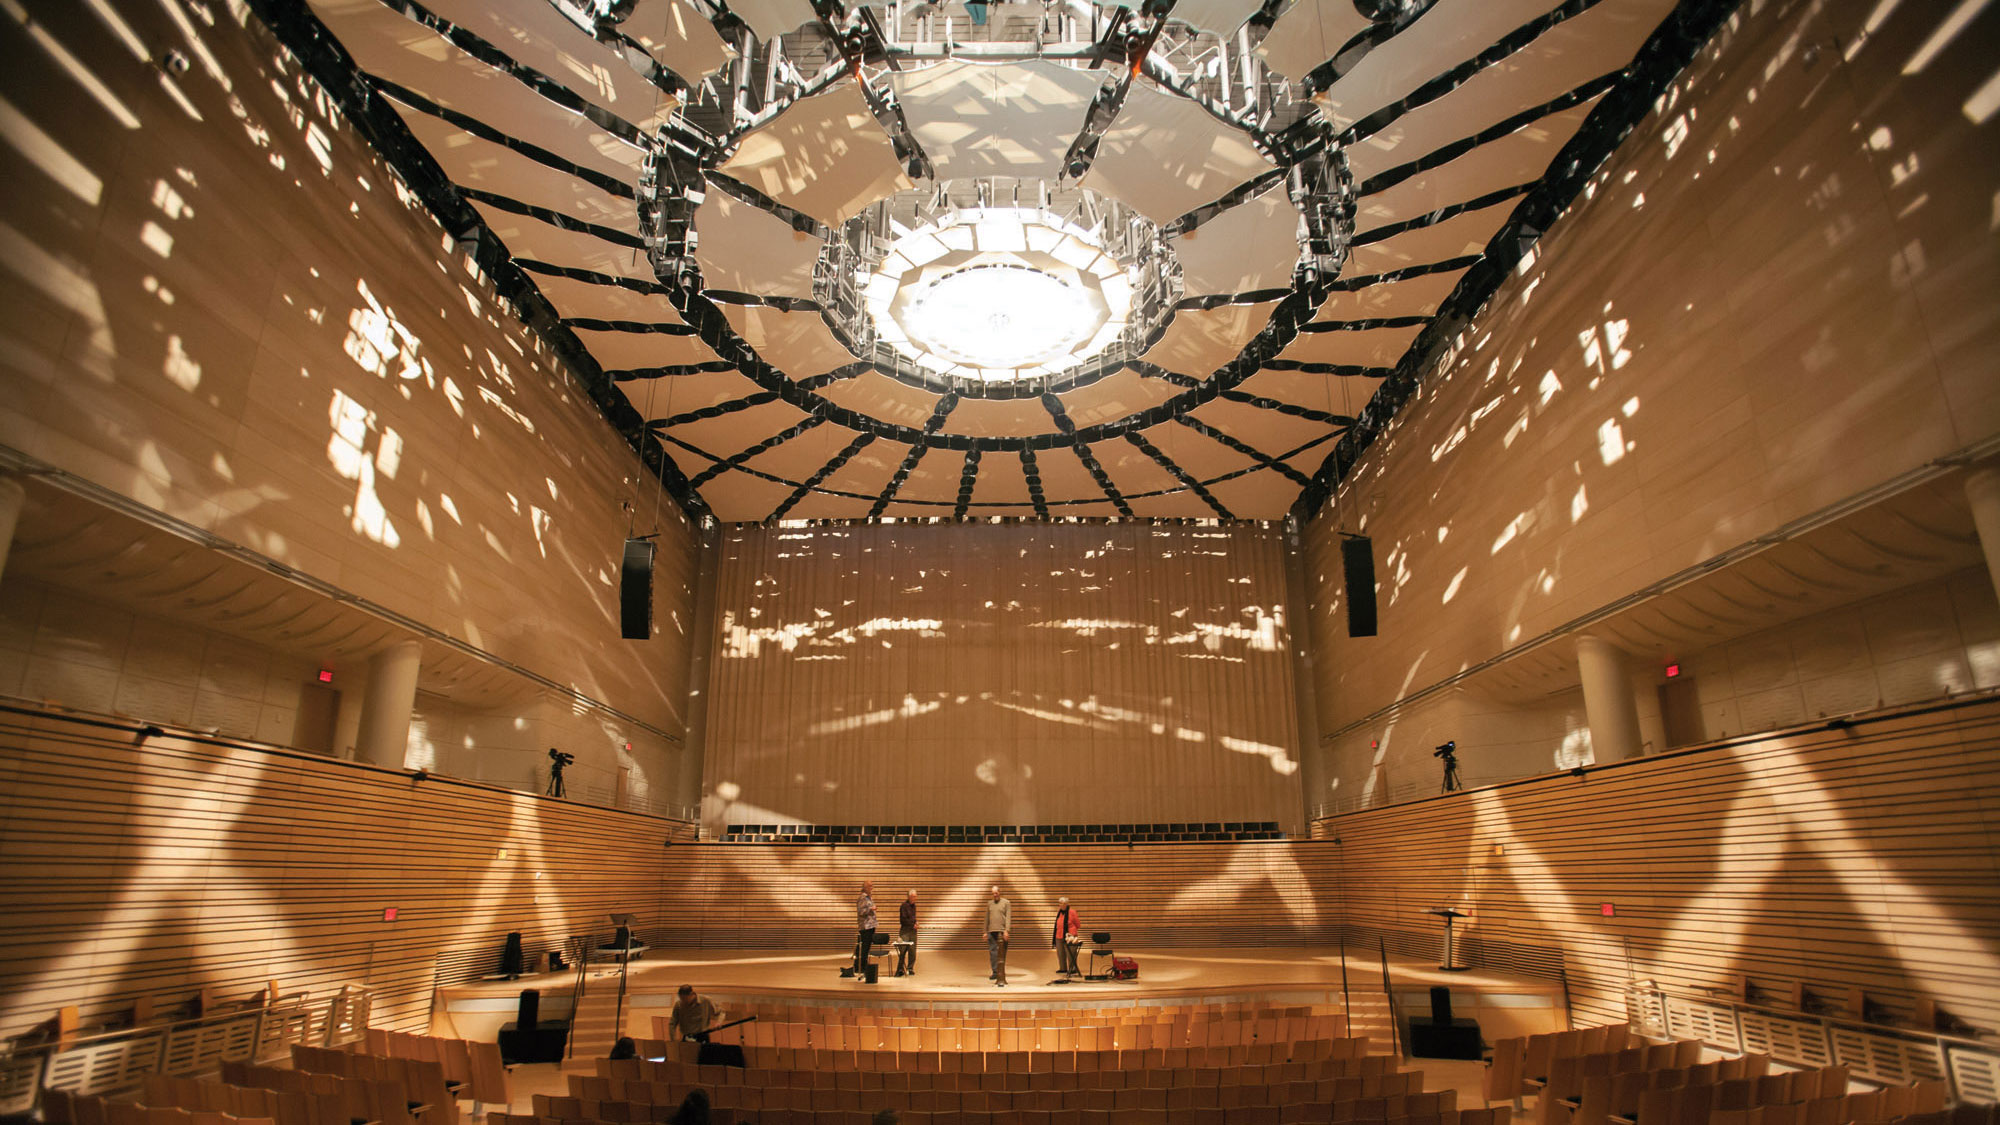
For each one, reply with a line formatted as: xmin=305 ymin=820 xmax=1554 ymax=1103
xmin=655 ymin=839 xmax=1344 ymax=951
xmin=1314 ymin=696 xmax=2000 ymax=1031
xmin=0 ymin=706 xmax=688 ymax=1041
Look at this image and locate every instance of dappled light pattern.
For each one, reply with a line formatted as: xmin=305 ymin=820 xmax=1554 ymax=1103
xmin=0 ymin=1 xmax=697 ymax=800
xmin=703 ymin=522 xmax=1304 ymax=832
xmin=1304 ymin=0 xmax=2000 ymax=813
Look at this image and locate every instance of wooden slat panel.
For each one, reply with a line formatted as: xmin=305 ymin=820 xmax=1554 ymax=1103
xmin=651 ymin=838 xmax=1343 ymax=951
xmin=1312 ymin=698 xmax=2000 ymax=1032
xmin=0 ymin=708 xmax=689 ymax=1041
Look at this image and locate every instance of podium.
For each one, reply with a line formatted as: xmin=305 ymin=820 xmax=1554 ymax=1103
xmin=1426 ymin=907 xmax=1471 ymax=971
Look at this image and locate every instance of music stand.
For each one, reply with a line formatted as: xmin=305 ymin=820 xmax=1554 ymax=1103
xmin=1426 ymin=908 xmax=1471 ymax=971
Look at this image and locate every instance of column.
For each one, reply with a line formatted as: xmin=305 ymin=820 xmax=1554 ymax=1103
xmin=678 ymin=523 xmax=724 ymax=828
xmin=1966 ymin=465 xmax=2000 ymax=606
xmin=1283 ymin=518 xmax=1325 ymax=831
xmin=354 ymin=639 xmax=421 ymax=767
xmin=1576 ymin=633 xmax=1644 ymax=765
xmin=0 ymin=474 xmax=25 ymax=588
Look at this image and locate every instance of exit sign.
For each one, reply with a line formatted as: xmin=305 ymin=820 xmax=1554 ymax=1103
xmin=1600 ymin=903 xmax=1616 ymax=917
xmin=382 ymin=907 xmax=399 ymax=922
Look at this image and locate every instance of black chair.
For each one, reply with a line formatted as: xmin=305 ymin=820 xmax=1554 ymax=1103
xmin=1086 ymin=932 xmax=1115 ymax=980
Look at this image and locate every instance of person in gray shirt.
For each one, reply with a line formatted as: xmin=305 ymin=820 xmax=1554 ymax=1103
xmin=984 ymin=885 xmax=1012 ymax=986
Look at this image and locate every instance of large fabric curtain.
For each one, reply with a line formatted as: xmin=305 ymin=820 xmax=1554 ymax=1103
xmin=703 ymin=523 xmax=1303 ymax=829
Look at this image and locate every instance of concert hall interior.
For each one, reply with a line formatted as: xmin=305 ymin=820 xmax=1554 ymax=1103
xmin=1 ymin=0 xmax=1998 ymax=1121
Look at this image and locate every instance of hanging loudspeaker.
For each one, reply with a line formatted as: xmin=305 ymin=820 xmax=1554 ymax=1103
xmin=620 ymin=538 xmax=655 ymax=640
xmin=1341 ymin=535 xmax=1378 ymax=638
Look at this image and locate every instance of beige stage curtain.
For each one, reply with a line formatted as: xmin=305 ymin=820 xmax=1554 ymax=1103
xmin=703 ymin=523 xmax=1304 ymax=830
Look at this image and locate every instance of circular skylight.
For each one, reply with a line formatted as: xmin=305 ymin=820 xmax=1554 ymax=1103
xmin=902 ymin=265 xmax=1099 ymax=369
xmin=815 ymin=183 xmax=1182 ymax=394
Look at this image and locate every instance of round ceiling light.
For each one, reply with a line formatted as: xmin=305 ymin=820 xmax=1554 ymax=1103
xmin=900 ymin=265 xmax=1099 ymax=370
xmin=816 ymin=183 xmax=1181 ymax=395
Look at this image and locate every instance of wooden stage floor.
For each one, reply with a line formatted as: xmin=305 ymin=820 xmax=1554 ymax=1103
xmin=434 ymin=946 xmax=1565 ymax=1043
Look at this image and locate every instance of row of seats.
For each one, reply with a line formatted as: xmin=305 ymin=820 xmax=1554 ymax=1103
xmin=692 ymin=1015 xmax=1351 ymax=1052
xmin=623 ymin=1038 xmax=1378 ymax=1075
xmin=498 ymin=1108 xmax=1506 ymax=1125
xmin=1700 ymin=1087 xmax=1955 ymax=1125
xmin=353 ymin=1029 xmax=512 ymax=1107
xmin=290 ymin=1045 xmax=460 ymax=1125
xmin=44 ymin=1090 xmax=273 ymax=1125
xmin=581 ymin=1061 xmax=1411 ymax=1100
xmin=1608 ymin=1068 xmax=1899 ymax=1125
xmin=717 ymin=822 xmax=1285 ymax=844
xmin=540 ymin=1083 xmax=1448 ymax=1117
xmin=1487 ymin=1025 xmax=1643 ymax=1105
xmin=710 ymin=1001 xmax=1341 ymax=1028
xmin=1535 ymin=1047 xmax=1760 ymax=1123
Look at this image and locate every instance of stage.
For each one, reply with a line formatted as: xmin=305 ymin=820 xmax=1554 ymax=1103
xmin=430 ymin=945 xmax=1566 ymax=1046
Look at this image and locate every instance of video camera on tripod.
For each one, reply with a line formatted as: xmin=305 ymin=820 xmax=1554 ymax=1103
xmin=1434 ymin=741 xmax=1461 ymax=793
xmin=546 ymin=748 xmax=575 ymax=797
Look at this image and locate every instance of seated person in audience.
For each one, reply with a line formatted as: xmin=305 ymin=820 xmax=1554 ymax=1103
xmin=1052 ymin=896 xmax=1081 ymax=976
xmin=667 ymin=984 xmax=722 ymax=1040
xmin=853 ymin=879 xmax=877 ymax=974
xmin=609 ymin=1036 xmax=638 ymax=1059
xmin=669 ymin=1090 xmax=709 ymax=1125
xmin=895 ymin=889 xmax=919 ymax=976
xmin=985 ymin=885 xmax=1012 ymax=986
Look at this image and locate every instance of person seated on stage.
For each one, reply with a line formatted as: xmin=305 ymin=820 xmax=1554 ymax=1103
xmin=853 ymin=880 xmax=877 ymax=974
xmin=1052 ymin=896 xmax=1081 ymax=976
xmin=667 ymin=984 xmax=722 ymax=1041
xmin=609 ymin=1036 xmax=639 ymax=1060
xmin=985 ymin=885 xmax=1012 ymax=986
xmin=894 ymin=889 xmax=919 ymax=976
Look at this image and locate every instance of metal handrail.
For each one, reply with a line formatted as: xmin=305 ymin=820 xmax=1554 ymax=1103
xmin=0 ymin=988 xmax=367 ymax=1115
xmin=1650 ymin=984 xmax=1993 ymax=1053
xmin=1639 ymin=983 xmax=2000 ymax=1105
xmin=1378 ymin=937 xmax=1402 ymax=1059
xmin=3 ymin=993 xmax=307 ymax=1056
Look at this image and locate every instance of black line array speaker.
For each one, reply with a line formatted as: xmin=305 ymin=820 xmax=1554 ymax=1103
xmin=620 ymin=538 xmax=655 ymax=640
xmin=1341 ymin=535 xmax=1378 ymax=637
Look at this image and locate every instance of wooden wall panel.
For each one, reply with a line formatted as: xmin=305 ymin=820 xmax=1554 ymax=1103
xmin=0 ymin=706 xmax=689 ymax=1041
xmin=703 ymin=523 xmax=1306 ymax=832
xmin=0 ymin=1 xmax=697 ymax=738
xmin=654 ymin=839 xmax=1344 ymax=951
xmin=1302 ymin=0 xmax=2000 ymax=741
xmin=1313 ymin=696 xmax=2000 ymax=1032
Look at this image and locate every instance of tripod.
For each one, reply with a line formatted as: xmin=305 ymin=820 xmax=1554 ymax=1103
xmin=1439 ymin=752 xmax=1462 ymax=794
xmin=546 ymin=763 xmax=567 ymax=798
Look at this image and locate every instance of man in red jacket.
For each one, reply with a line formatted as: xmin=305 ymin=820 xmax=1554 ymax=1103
xmin=1051 ymin=897 xmax=1081 ymax=977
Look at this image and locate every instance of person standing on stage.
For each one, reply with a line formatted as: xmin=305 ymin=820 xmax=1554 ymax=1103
xmin=1052 ymin=896 xmax=1081 ymax=977
xmin=853 ymin=880 xmax=878 ymax=975
xmin=895 ymin=889 xmax=919 ymax=976
xmin=985 ymin=885 xmax=1012 ymax=986
xmin=667 ymin=984 xmax=721 ymax=1040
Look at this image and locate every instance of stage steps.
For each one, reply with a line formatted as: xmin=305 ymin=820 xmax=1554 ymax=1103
xmin=568 ymin=984 xmax=627 ymax=1060
xmin=1345 ymin=990 xmax=1398 ymax=1055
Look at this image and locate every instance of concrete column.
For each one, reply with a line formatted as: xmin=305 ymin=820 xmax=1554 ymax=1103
xmin=0 ymin=475 xmax=25 ymax=588
xmin=354 ymin=640 xmax=421 ymax=767
xmin=1966 ymin=465 xmax=2000 ymax=607
xmin=331 ymin=682 xmax=366 ymax=760
xmin=1576 ymin=633 xmax=1644 ymax=765
xmin=1282 ymin=517 xmax=1325 ymax=832
xmin=679 ymin=523 xmax=723 ymax=829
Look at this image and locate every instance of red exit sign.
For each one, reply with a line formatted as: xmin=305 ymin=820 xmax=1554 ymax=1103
xmin=1600 ymin=903 xmax=1616 ymax=917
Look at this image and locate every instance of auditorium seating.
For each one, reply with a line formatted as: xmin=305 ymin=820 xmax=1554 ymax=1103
xmin=355 ymin=1029 xmax=513 ymax=1110
xmin=665 ymin=1002 xmax=1350 ymax=1054
xmin=502 ymin=1053 xmax=1463 ymax=1124
xmin=717 ymin=822 xmax=1288 ymax=844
